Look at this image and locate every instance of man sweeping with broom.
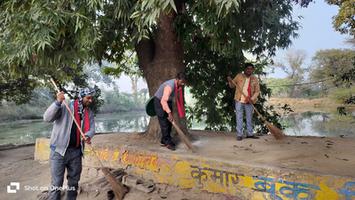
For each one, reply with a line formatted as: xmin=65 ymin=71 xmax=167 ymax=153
xmin=153 ymin=72 xmax=187 ymax=151
xmin=227 ymin=63 xmax=260 ymax=141
xmin=43 ymin=87 xmax=96 ymax=200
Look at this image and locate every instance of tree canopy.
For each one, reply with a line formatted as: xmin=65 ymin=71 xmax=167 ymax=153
xmin=0 ymin=0 xmax=102 ymax=103
xmin=310 ymin=49 xmax=355 ymax=89
xmin=326 ymin=0 xmax=355 ymax=36
xmin=0 ymin=0 xmax=313 ymax=133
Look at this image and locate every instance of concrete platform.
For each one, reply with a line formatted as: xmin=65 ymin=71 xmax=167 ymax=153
xmin=35 ymin=131 xmax=355 ymax=200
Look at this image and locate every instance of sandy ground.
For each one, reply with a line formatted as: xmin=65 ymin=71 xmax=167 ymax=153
xmin=0 ymin=146 xmax=49 ymax=200
xmin=92 ymin=131 xmax=355 ymax=178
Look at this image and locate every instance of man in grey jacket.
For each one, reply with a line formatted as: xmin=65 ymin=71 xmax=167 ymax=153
xmin=43 ymin=88 xmax=96 ymax=200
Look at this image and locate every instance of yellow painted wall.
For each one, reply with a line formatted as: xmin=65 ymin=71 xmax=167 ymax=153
xmin=35 ymin=138 xmax=355 ymax=200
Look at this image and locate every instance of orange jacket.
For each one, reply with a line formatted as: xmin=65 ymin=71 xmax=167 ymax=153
xmin=232 ymin=73 xmax=260 ymax=103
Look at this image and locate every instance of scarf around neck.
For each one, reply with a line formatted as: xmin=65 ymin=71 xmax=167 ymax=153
xmin=73 ymin=99 xmax=90 ymax=147
xmin=174 ymin=81 xmax=185 ymax=118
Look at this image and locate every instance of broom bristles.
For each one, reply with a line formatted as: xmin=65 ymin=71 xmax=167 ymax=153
xmin=266 ymin=122 xmax=285 ymax=140
xmin=102 ymin=167 xmax=128 ymax=200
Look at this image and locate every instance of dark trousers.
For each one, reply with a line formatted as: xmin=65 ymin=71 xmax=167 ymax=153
xmin=154 ymin=97 xmax=173 ymax=145
xmin=49 ymin=148 xmax=82 ymax=200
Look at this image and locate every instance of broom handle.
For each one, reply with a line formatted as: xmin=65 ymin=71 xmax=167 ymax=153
xmin=50 ymin=79 xmax=126 ymax=200
xmin=229 ymin=79 xmax=268 ymax=123
xmin=171 ymin=120 xmax=196 ymax=152
xmin=50 ymin=79 xmax=107 ymax=169
xmin=50 ymin=79 xmax=87 ymax=140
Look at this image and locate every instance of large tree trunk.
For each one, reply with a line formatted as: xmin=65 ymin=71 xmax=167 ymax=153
xmin=135 ymin=6 xmax=187 ymax=141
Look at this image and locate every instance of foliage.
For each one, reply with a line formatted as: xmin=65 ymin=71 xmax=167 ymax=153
xmin=273 ymin=49 xmax=308 ymax=97
xmin=265 ymin=78 xmax=294 ymax=97
xmin=180 ymin=0 xmax=310 ymax=132
xmin=0 ymin=76 xmax=38 ymax=104
xmin=0 ymin=0 xmax=314 ymax=134
xmin=310 ymin=49 xmax=355 ymax=115
xmin=0 ymin=88 xmax=52 ymax=121
xmin=328 ymin=86 xmax=355 ymax=103
xmin=84 ymin=62 xmax=116 ymax=87
xmin=324 ymin=0 xmax=355 ymax=112
xmin=326 ymin=0 xmax=355 ymax=36
xmin=99 ymin=90 xmax=146 ymax=113
xmin=102 ymin=52 xmax=142 ymax=77
xmin=310 ymin=49 xmax=355 ymax=89
xmin=0 ymin=87 xmax=146 ymax=122
xmin=279 ymin=49 xmax=308 ymax=78
xmin=0 ymin=0 xmax=103 ymax=104
xmin=186 ymin=58 xmax=285 ymax=133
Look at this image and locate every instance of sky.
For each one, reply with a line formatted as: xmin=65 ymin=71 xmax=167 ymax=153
xmin=270 ymin=0 xmax=350 ymax=78
xmin=115 ymin=75 xmax=146 ymax=93
xmin=116 ymin=0 xmax=351 ymax=92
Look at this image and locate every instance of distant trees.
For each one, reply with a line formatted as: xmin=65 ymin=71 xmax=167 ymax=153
xmin=309 ymin=48 xmax=355 ymax=102
xmin=100 ymin=90 xmax=146 ymax=113
xmin=324 ymin=0 xmax=355 ymax=105
xmin=274 ymin=49 xmax=308 ymax=97
xmin=0 ymin=87 xmax=147 ymax=122
xmin=265 ymin=78 xmax=294 ymax=97
xmin=310 ymin=49 xmax=355 ymax=88
xmin=268 ymin=48 xmax=355 ymax=99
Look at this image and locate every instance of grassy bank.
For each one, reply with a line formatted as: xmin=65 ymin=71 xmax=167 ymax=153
xmin=268 ymin=97 xmax=355 ymax=113
xmin=0 ymin=102 xmax=48 ymax=122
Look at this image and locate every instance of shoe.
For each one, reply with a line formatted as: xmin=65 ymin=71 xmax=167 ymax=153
xmin=107 ymin=190 xmax=114 ymax=200
xmin=246 ymin=135 xmax=259 ymax=139
xmin=236 ymin=136 xmax=243 ymax=141
xmin=160 ymin=142 xmax=167 ymax=147
xmin=165 ymin=143 xmax=176 ymax=151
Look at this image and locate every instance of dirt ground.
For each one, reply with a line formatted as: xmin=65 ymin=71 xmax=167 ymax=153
xmin=0 ymin=145 xmax=239 ymax=200
xmin=93 ymin=131 xmax=355 ymax=178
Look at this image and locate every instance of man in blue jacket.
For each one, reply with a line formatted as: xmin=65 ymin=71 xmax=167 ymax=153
xmin=43 ymin=88 xmax=96 ymax=200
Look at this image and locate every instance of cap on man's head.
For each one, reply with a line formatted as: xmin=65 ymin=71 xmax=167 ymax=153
xmin=79 ymin=87 xmax=96 ymax=98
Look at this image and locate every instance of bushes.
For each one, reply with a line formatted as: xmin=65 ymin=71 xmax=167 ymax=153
xmin=328 ymin=86 xmax=355 ymax=104
xmin=0 ymin=101 xmax=48 ymax=121
xmin=0 ymin=88 xmax=52 ymax=121
xmin=98 ymin=91 xmax=146 ymax=113
xmin=0 ymin=88 xmax=147 ymax=122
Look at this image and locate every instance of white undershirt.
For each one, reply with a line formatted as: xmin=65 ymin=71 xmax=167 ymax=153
xmin=240 ymin=77 xmax=250 ymax=103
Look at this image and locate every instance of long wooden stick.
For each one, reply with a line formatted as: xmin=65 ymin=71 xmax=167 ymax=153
xmin=230 ymin=78 xmax=284 ymax=139
xmin=171 ymin=120 xmax=196 ymax=152
xmin=50 ymin=79 xmax=127 ymax=200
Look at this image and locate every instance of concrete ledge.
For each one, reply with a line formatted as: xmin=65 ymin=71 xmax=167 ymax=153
xmin=35 ymin=138 xmax=50 ymax=161
xmin=35 ymin=137 xmax=355 ymax=200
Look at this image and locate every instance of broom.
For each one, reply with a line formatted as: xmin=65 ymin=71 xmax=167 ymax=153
xmin=50 ymin=79 xmax=127 ymax=200
xmin=230 ymin=79 xmax=284 ymax=140
xmin=171 ymin=120 xmax=196 ymax=152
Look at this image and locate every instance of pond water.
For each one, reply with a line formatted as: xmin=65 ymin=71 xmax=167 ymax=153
xmin=0 ymin=111 xmax=354 ymax=145
xmin=282 ymin=111 xmax=355 ymax=137
xmin=0 ymin=112 xmax=150 ymax=146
